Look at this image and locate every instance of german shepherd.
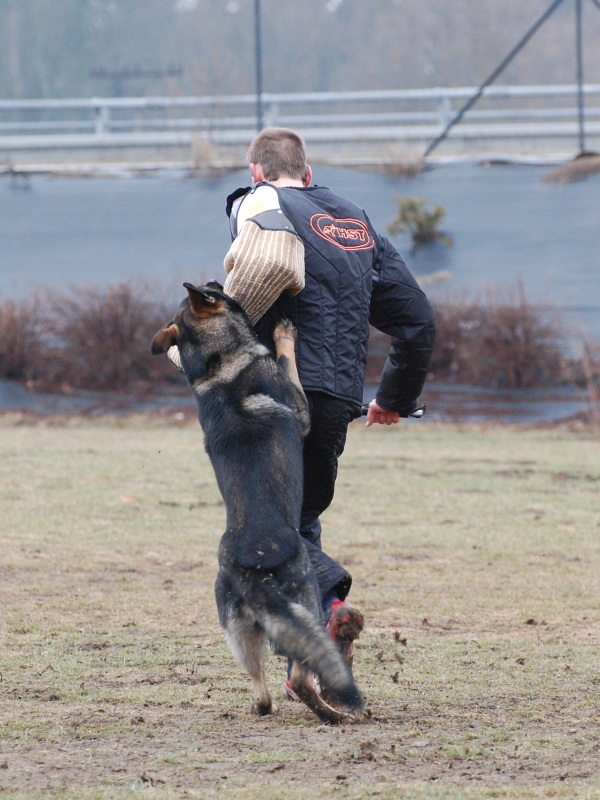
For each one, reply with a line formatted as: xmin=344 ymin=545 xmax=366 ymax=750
xmin=151 ymin=282 xmax=363 ymax=724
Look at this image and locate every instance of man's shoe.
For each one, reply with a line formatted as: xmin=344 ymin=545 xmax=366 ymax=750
xmin=284 ymin=678 xmax=301 ymax=702
xmin=326 ymin=600 xmax=364 ymax=671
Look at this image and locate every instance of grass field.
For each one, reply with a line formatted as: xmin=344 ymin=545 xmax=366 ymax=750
xmin=1 ymin=413 xmax=599 ymax=799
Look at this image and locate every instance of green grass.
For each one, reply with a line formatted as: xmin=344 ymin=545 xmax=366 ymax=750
xmin=1 ymin=414 xmax=599 ymax=799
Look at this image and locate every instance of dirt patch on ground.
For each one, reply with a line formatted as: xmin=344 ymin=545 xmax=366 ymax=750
xmin=1 ymin=417 xmax=599 ymax=799
xmin=4 ymin=674 xmax=597 ymax=798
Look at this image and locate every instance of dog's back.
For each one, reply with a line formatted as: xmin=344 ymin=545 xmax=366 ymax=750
xmin=152 ymin=283 xmax=363 ymax=723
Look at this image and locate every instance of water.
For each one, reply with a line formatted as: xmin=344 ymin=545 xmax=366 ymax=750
xmin=1 ymin=163 xmax=598 ymax=421
xmin=1 ymin=169 xmax=223 ymax=297
xmin=0 ymin=378 xmax=590 ymax=425
xmin=1 ymin=164 xmax=599 ymax=339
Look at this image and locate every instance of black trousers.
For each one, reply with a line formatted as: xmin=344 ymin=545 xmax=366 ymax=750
xmin=299 ymin=391 xmax=360 ymax=603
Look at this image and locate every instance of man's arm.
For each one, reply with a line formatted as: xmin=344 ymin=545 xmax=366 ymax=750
xmin=368 ymin=231 xmax=436 ymax=417
xmin=224 ymin=219 xmax=304 ymax=325
xmin=223 ymin=185 xmax=305 ymax=324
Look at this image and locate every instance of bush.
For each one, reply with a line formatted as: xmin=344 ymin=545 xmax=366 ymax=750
xmin=366 ymin=284 xmax=569 ymax=390
xmin=429 ymin=285 xmax=566 ymax=388
xmin=45 ymin=282 xmax=179 ymax=390
xmin=0 ymin=280 xmax=589 ymax=394
xmin=0 ymin=282 xmax=182 ymax=392
xmin=387 ymin=195 xmax=453 ymax=251
xmin=0 ymin=295 xmax=49 ymax=382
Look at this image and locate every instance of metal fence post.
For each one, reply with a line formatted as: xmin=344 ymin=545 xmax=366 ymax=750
xmin=437 ymin=95 xmax=453 ymax=128
xmin=93 ymin=101 xmax=110 ymax=137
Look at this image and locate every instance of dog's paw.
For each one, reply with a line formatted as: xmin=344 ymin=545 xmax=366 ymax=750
xmin=273 ymin=319 xmax=297 ymax=342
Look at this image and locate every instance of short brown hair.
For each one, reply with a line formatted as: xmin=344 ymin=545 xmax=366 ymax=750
xmin=247 ymin=127 xmax=308 ymax=182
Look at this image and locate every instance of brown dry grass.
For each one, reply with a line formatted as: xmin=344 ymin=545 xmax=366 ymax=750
xmin=542 ymin=155 xmax=600 ymax=184
xmin=1 ymin=414 xmax=600 ymax=799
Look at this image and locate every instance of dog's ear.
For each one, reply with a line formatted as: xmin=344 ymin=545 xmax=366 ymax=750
xmin=184 ymin=282 xmax=223 ymax=316
xmin=151 ymin=323 xmax=179 ymax=354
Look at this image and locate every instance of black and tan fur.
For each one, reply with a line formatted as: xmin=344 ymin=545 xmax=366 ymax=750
xmin=151 ymin=282 xmax=363 ymax=724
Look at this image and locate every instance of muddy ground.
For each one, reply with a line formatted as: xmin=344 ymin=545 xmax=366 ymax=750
xmin=1 ymin=416 xmax=599 ymax=799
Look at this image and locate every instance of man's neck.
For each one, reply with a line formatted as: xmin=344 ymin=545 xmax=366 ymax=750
xmin=265 ymin=177 xmax=305 ymax=188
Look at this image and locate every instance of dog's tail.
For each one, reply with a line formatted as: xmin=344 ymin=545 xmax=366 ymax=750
xmin=260 ymin=601 xmax=364 ymax=711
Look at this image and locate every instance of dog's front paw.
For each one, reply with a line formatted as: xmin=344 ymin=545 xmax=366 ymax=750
xmin=273 ymin=319 xmax=297 ymax=343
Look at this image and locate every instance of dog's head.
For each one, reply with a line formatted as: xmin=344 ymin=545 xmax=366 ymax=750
xmin=151 ymin=282 xmax=250 ymax=380
xmin=151 ymin=282 xmax=227 ymax=354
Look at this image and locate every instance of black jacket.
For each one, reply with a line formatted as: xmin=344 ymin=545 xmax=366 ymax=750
xmin=228 ymin=183 xmax=435 ymax=414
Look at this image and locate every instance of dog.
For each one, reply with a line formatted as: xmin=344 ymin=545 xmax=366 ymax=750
xmin=151 ymin=282 xmax=363 ymax=724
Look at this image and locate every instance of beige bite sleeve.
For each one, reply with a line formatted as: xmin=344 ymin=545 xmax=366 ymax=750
xmin=223 ymin=221 xmax=305 ymax=325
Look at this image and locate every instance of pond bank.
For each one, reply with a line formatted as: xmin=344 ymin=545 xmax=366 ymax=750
xmin=1 ymin=379 xmax=591 ymax=426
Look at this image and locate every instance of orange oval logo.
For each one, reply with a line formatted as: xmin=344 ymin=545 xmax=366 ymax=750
xmin=309 ymin=213 xmax=374 ymax=251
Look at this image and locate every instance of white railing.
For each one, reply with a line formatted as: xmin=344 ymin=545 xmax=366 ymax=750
xmin=1 ymin=85 xmax=599 ymax=155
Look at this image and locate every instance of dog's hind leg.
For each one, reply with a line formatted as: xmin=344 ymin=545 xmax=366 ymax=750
xmin=225 ymin=613 xmax=277 ymax=717
xmin=289 ymin=659 xmax=351 ymax=726
xmin=273 ymin=320 xmax=310 ymax=436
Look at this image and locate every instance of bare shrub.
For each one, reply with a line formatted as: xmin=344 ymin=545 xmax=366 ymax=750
xmin=375 ymin=144 xmax=426 ymax=178
xmin=543 ymin=154 xmax=600 ymax=184
xmin=579 ymin=338 xmax=600 ymax=424
xmin=0 ymin=280 xmax=582 ymax=395
xmin=44 ymin=282 xmax=179 ymax=391
xmin=380 ymin=159 xmax=425 ymax=179
xmin=429 ymin=284 xmax=566 ymax=388
xmin=0 ymin=294 xmax=49 ymax=382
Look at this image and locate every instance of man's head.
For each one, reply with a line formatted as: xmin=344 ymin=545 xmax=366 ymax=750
xmin=247 ymin=127 xmax=311 ymax=186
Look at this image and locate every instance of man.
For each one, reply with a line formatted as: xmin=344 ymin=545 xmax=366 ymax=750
xmin=218 ymin=128 xmax=435 ymax=699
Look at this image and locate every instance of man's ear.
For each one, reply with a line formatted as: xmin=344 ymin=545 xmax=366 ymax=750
xmin=250 ymin=162 xmax=264 ymax=184
xmin=151 ymin=323 xmax=179 ymax=354
xmin=303 ymin=164 xmax=313 ymax=187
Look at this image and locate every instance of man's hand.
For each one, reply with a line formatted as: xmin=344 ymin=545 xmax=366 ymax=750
xmin=365 ymin=400 xmax=400 ymax=427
